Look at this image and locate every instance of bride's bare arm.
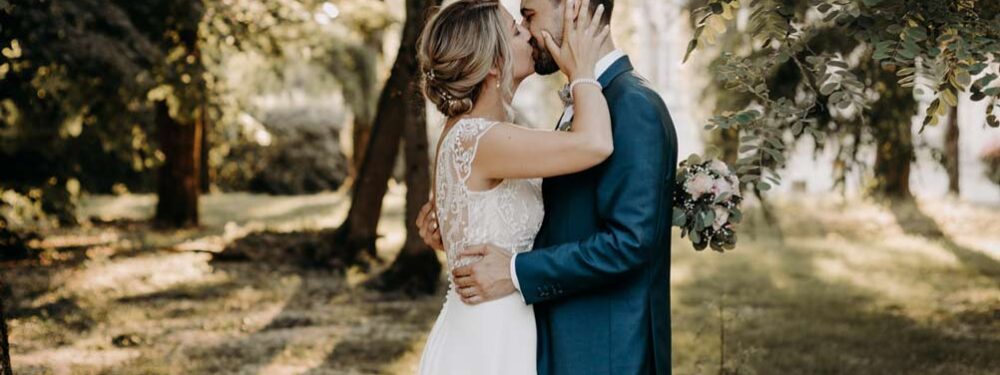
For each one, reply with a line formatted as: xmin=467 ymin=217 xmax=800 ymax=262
xmin=474 ymin=0 xmax=612 ymax=180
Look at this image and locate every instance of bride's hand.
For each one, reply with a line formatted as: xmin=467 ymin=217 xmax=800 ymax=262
xmin=541 ymin=0 xmax=611 ymax=82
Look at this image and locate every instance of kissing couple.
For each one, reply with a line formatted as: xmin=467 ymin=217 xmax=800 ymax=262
xmin=413 ymin=0 xmax=677 ymax=374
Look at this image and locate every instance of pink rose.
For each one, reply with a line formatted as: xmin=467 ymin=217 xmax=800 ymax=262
xmin=711 ymin=178 xmax=734 ymax=198
xmin=685 ymin=172 xmax=715 ymax=199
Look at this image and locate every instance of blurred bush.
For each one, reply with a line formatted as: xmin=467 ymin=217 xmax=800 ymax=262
xmin=217 ymin=107 xmax=349 ymax=195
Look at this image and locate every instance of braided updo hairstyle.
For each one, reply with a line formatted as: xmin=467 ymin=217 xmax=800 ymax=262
xmin=418 ymin=0 xmax=514 ymax=118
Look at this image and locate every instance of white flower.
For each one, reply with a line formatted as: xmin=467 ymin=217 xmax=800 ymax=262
xmin=711 ymin=178 xmax=734 ymax=198
xmin=713 ymin=206 xmax=730 ymax=230
xmin=685 ymin=172 xmax=715 ymax=199
xmin=727 ymin=174 xmax=741 ymax=196
xmin=708 ymin=159 xmax=730 ymax=174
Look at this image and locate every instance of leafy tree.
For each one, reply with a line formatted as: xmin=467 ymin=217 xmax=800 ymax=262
xmin=0 ymin=0 xmax=388 ymax=228
xmin=686 ymin=0 xmax=1000 ymax=196
xmin=0 ymin=0 xmax=164 ymax=224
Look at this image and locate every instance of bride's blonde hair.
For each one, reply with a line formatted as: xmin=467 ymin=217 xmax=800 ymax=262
xmin=418 ymin=0 xmax=514 ymax=119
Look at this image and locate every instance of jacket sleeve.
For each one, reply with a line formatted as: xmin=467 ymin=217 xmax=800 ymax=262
xmin=514 ymin=91 xmax=675 ymax=305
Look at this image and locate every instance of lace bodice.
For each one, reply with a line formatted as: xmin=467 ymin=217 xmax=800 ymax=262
xmin=434 ymin=118 xmax=545 ymax=272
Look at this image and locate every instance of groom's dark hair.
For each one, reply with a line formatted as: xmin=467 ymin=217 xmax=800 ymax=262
xmin=554 ymin=0 xmax=614 ymax=25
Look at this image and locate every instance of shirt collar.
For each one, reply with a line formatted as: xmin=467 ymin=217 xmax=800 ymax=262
xmin=595 ymin=49 xmax=626 ymax=80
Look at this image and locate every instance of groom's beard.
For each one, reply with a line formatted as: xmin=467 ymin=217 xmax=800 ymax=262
xmin=530 ymin=37 xmax=560 ymax=76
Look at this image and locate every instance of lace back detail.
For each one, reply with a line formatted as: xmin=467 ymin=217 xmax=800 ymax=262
xmin=433 ymin=118 xmax=545 ymax=275
xmin=435 ymin=118 xmax=498 ymax=270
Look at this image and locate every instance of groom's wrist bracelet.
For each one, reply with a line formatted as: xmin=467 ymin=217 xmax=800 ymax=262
xmin=569 ymin=78 xmax=602 ymax=99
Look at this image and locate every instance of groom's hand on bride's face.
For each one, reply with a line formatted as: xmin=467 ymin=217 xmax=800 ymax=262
xmin=452 ymin=245 xmax=516 ymax=305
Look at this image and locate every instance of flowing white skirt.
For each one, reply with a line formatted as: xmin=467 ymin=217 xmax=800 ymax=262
xmin=417 ymin=288 xmax=537 ymax=375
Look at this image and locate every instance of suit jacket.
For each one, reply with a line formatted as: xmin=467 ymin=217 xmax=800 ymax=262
xmin=515 ymin=56 xmax=677 ymax=375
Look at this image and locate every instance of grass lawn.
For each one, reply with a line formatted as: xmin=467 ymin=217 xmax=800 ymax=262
xmin=2 ymin=190 xmax=998 ymax=374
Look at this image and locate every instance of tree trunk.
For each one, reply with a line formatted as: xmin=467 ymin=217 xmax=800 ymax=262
xmin=321 ymin=0 xmax=438 ymax=268
xmin=944 ymin=105 xmax=960 ymax=195
xmin=870 ymin=69 xmax=916 ymax=199
xmin=154 ymin=101 xmax=202 ymax=228
xmin=0 ymin=278 xmax=12 ymax=375
xmin=200 ymin=117 xmax=213 ymax=193
xmin=371 ymin=73 xmax=440 ymax=295
xmin=352 ymin=120 xmax=373 ymax=179
xmin=872 ymin=128 xmax=912 ymax=198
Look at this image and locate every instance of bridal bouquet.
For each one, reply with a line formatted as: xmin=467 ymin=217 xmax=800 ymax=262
xmin=672 ymin=155 xmax=742 ymax=252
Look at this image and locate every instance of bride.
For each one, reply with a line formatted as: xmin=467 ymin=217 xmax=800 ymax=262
xmin=416 ymin=0 xmax=611 ymax=374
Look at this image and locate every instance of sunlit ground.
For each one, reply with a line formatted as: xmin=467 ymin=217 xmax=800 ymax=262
xmin=2 ymin=190 xmax=998 ymax=374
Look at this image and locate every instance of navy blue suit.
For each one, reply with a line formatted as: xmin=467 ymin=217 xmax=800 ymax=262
xmin=515 ymin=56 xmax=677 ymax=375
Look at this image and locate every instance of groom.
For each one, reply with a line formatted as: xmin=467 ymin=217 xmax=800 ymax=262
xmin=418 ymin=0 xmax=677 ymax=373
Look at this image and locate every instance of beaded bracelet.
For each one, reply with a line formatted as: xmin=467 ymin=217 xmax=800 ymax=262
xmin=569 ymin=78 xmax=602 ymax=100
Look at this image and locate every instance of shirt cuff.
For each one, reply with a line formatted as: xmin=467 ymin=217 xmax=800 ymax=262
xmin=510 ymin=252 xmax=525 ymax=303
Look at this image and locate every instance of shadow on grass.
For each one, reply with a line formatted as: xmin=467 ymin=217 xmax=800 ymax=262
xmin=673 ymin=237 xmax=1000 ymax=375
xmin=888 ymin=199 xmax=1000 ymax=283
xmin=147 ymin=233 xmax=441 ymax=374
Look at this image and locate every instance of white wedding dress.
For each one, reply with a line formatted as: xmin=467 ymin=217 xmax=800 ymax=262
xmin=418 ymin=118 xmax=544 ymax=375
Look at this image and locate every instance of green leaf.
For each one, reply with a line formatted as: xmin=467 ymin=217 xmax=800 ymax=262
xmin=820 ymin=82 xmax=839 ymax=96
xmin=843 ymin=80 xmax=865 ymax=91
xmin=687 ymin=153 xmax=703 ymax=165
xmin=672 ymin=208 xmax=688 ymax=226
xmin=941 ymin=89 xmax=958 ymax=107
xmin=730 ymin=208 xmax=743 ymax=224
xmin=828 ymin=60 xmax=850 ymax=70
xmin=701 ymin=209 xmax=716 ymax=228
xmin=715 ymin=192 xmax=732 ymax=203
xmin=974 ymin=74 xmax=997 ymax=90
xmin=683 ymin=39 xmax=699 ymax=63
xmin=791 ymin=121 xmax=804 ymax=135
xmin=830 ymin=91 xmax=846 ymax=103
xmin=906 ymin=26 xmax=927 ymax=42
xmin=956 ymin=71 xmax=972 ymax=87
xmin=763 ymin=147 xmax=785 ymax=162
xmin=896 ymin=67 xmax=916 ymax=77
xmin=734 ymin=112 xmax=754 ymax=124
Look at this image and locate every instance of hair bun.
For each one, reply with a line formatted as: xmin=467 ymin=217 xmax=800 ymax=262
xmin=417 ymin=0 xmax=511 ymax=118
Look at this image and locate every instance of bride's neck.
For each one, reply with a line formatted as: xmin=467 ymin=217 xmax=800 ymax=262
xmin=463 ymin=77 xmax=520 ymax=122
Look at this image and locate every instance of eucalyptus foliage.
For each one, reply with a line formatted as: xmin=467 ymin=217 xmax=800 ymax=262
xmin=686 ymin=0 xmax=1000 ymax=190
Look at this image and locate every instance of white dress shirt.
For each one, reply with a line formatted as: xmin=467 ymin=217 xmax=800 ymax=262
xmin=510 ymin=49 xmax=626 ymax=299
